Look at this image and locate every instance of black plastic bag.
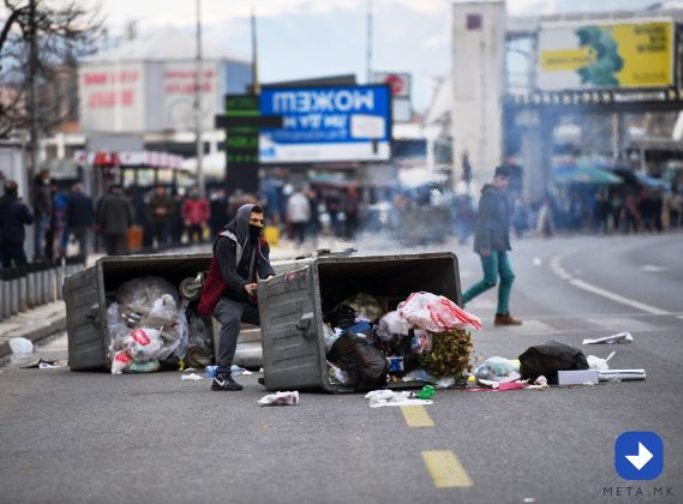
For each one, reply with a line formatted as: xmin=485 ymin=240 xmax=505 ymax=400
xmin=519 ymin=340 xmax=589 ymax=385
xmin=328 ymin=334 xmax=388 ymax=391
xmin=324 ymin=304 xmax=357 ymax=328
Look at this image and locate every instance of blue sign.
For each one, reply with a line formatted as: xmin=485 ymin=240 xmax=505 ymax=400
xmin=259 ymin=84 xmax=391 ymax=163
xmin=615 ymin=432 xmax=664 ymax=481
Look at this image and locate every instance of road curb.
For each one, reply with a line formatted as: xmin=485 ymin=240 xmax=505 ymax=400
xmin=0 ymin=313 xmax=67 ymax=361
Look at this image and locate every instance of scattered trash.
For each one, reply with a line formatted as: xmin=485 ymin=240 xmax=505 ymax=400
xmin=181 ymin=373 xmax=203 ymax=381
xmin=533 ymin=257 xmax=542 ymax=266
xmin=9 ymin=337 xmax=34 ymax=358
xmin=476 ymin=371 xmax=522 ymax=389
xmin=582 ymin=332 xmax=633 ymax=345
xmin=414 ymin=384 xmax=436 ymax=400
xmin=377 ymin=311 xmax=412 ymax=340
xmin=587 ymin=351 xmax=616 ymax=372
xmin=523 ymin=498 xmax=536 ymax=503
xmin=129 ymin=360 xmax=161 ymax=373
xmin=599 ymin=369 xmax=646 ymax=382
xmin=365 ymin=389 xmax=433 ymax=408
xmin=20 ymin=358 xmax=66 ymax=369
xmin=519 ymin=341 xmax=589 ymax=385
xmin=327 ymin=361 xmax=351 ymax=385
xmin=526 ymin=375 xmax=549 ymax=390
xmin=473 ymin=356 xmax=518 ymax=382
xmin=557 ymin=369 xmax=599 ymax=385
xmin=328 ymin=334 xmax=388 ymax=391
xmin=258 ymin=391 xmax=300 ymax=406
xmin=466 ymin=382 xmax=527 ymax=393
xmin=402 ymin=369 xmax=436 ymax=383
xmin=435 ymin=376 xmax=457 ymax=389
xmin=398 ymin=292 xmax=482 ymax=332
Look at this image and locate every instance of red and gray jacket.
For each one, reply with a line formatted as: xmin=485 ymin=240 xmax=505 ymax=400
xmin=197 ymin=228 xmax=274 ymax=317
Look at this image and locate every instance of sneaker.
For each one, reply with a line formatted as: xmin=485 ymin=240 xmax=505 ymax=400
xmin=211 ymin=374 xmax=243 ymax=391
xmin=494 ymin=313 xmax=523 ymax=326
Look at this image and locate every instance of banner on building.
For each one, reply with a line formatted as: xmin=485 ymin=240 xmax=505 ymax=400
xmin=259 ymin=84 xmax=392 ymax=163
xmin=537 ymin=19 xmax=674 ymax=91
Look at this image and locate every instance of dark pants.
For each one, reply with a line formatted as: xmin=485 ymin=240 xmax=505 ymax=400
xmin=292 ymin=222 xmax=307 ymax=244
xmin=1 ymin=243 xmax=28 ymax=268
xmin=151 ymin=222 xmax=168 ymax=248
xmin=213 ymin=297 xmax=260 ymax=376
xmin=187 ymin=224 xmax=204 ymax=244
xmin=103 ymin=233 xmax=127 ymax=255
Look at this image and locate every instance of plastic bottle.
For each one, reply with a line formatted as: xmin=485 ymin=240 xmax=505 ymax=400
xmin=415 ymin=384 xmax=436 ymax=400
xmin=204 ymin=365 xmax=218 ymax=379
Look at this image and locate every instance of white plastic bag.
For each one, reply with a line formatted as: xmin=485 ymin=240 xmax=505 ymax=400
xmin=9 ymin=337 xmax=34 ymax=358
xmin=257 ymin=391 xmax=300 ymax=406
xmin=398 ymin=292 xmax=482 ymax=332
xmin=111 ymin=350 xmax=133 ymax=374
xmin=126 ymin=328 xmax=164 ymax=361
xmin=377 ymin=311 xmax=412 ymax=341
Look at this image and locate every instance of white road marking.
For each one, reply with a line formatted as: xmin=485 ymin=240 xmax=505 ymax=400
xmin=551 ymin=255 xmax=670 ymax=316
xmin=641 ymin=264 xmax=668 ymax=273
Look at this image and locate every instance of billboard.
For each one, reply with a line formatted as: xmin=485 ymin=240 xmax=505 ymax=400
xmin=371 ymin=72 xmax=412 ymax=122
xmin=537 ymin=20 xmax=673 ymax=91
xmin=259 ymin=84 xmax=391 ymax=163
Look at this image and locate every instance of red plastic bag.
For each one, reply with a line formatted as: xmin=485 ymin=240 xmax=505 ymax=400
xmin=398 ymin=292 xmax=482 ymax=332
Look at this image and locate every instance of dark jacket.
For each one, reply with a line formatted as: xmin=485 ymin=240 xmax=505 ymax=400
xmin=473 ymin=184 xmax=511 ymax=254
xmin=33 ymin=176 xmax=52 ymax=217
xmin=97 ymin=193 xmax=134 ymax=235
xmin=0 ymin=194 xmax=34 ymax=245
xmin=147 ymin=193 xmax=174 ymax=224
xmin=67 ymin=192 xmax=94 ymax=228
xmin=198 ymin=204 xmax=275 ymax=316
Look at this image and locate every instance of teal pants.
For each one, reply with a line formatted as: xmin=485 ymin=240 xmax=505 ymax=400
xmin=462 ymin=251 xmax=515 ymax=315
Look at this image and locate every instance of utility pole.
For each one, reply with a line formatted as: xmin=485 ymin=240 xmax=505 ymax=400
xmin=366 ymin=0 xmax=373 ymax=83
xmin=251 ymin=8 xmax=260 ymax=95
xmin=29 ymin=0 xmax=39 ymax=178
xmin=194 ymin=0 xmax=204 ymax=196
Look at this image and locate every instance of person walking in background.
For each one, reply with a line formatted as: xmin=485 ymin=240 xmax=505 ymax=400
xmin=286 ymin=187 xmax=311 ymax=245
xmin=182 ymin=185 xmax=210 ymax=244
xmin=49 ymin=183 xmax=69 ymax=259
xmin=461 ymin=165 xmax=522 ymax=326
xmin=32 ymin=169 xmax=52 ymax=261
xmin=344 ymin=186 xmax=360 ymax=239
xmin=97 ymin=185 xmax=134 ymax=256
xmin=0 ymin=180 xmax=34 ymax=267
xmin=66 ymin=183 xmax=94 ymax=259
xmin=147 ymin=185 xmax=173 ymax=249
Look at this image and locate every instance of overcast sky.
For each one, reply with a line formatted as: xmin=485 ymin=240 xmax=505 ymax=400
xmin=79 ymin=0 xmax=663 ymax=110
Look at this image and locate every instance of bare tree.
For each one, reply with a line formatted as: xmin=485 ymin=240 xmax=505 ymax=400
xmin=0 ymin=0 xmax=101 ymax=139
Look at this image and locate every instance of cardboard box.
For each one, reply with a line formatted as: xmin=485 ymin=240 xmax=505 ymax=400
xmin=557 ymin=369 xmax=599 ymax=385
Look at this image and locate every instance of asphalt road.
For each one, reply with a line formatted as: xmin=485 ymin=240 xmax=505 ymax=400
xmin=1 ymin=232 xmax=681 ymax=504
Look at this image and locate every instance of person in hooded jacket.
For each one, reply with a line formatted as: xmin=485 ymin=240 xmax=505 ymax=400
xmin=198 ymin=204 xmax=275 ymax=391
xmin=461 ymin=165 xmax=522 ymax=326
xmin=0 ymin=180 xmax=34 ymax=267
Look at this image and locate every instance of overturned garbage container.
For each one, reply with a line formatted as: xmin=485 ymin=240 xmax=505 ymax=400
xmin=63 ymin=253 xmax=212 ymax=371
xmin=259 ymin=252 xmax=462 ymax=392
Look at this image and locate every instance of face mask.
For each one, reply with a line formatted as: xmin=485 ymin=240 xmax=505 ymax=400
xmin=248 ymin=224 xmax=262 ymax=242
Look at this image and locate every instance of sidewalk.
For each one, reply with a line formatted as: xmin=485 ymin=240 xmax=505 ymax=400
xmin=0 ymin=236 xmax=346 ymax=365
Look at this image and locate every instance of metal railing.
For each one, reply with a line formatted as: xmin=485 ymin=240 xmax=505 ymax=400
xmin=0 ymin=256 xmax=86 ymax=322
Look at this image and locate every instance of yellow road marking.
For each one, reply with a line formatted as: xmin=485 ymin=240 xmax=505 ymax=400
xmin=400 ymin=405 xmax=434 ymax=427
xmin=421 ymin=450 xmax=473 ymax=488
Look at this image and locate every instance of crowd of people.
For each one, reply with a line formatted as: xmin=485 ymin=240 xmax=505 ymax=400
xmin=2 ymin=166 xmax=682 ymax=269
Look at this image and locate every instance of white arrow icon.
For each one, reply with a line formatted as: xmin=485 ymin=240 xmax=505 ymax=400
xmin=625 ymin=442 xmax=653 ymax=470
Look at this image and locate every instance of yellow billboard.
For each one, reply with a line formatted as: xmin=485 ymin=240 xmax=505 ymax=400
xmin=537 ymin=20 xmax=673 ymax=90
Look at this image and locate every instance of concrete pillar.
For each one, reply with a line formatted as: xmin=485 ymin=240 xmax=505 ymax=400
xmin=451 ymin=0 xmax=506 ymax=187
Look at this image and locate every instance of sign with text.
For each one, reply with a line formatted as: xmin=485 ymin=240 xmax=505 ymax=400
xmin=259 ymin=84 xmax=391 ymax=163
xmin=537 ymin=19 xmax=674 ymax=91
